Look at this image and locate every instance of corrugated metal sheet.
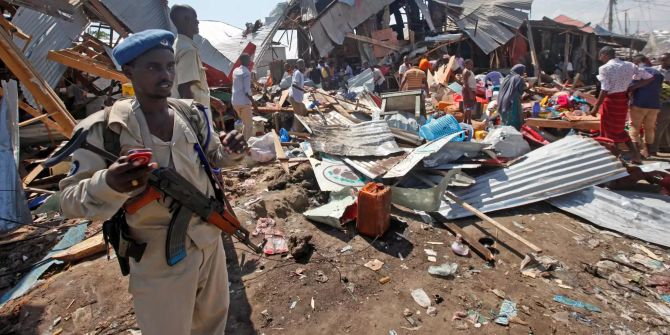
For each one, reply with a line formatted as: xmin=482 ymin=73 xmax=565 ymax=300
xmin=435 ymin=0 xmax=533 ymax=55
xmin=6 ymin=0 xmax=82 ymax=21
xmin=384 ymin=131 xmax=464 ymax=179
xmin=198 ymin=2 xmax=290 ymax=72
xmin=548 ymin=187 xmax=670 ymax=247
xmin=552 ymin=15 xmax=595 ymax=33
xmin=309 ymin=0 xmax=395 ymax=55
xmin=309 ymin=120 xmax=403 ymax=157
xmin=344 ymin=153 xmax=408 ymax=179
xmin=100 ymin=0 xmax=171 ymax=33
xmin=439 ymin=136 xmax=629 ymax=219
xmin=12 ymin=7 xmax=89 ymax=108
xmin=295 ymin=110 xmax=354 ymax=133
xmin=0 ymin=80 xmax=31 ymax=232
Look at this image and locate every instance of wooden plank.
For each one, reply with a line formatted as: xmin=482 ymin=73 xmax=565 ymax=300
xmin=18 ymin=113 xmax=57 ymax=127
xmin=0 ymin=27 xmax=76 ymax=137
xmin=47 ymin=50 xmax=129 ymax=83
xmin=445 ymin=192 xmax=543 ymax=253
xmin=440 ymin=56 xmax=457 ymax=85
xmin=52 ymin=234 xmax=106 ymax=262
xmin=85 ymin=0 xmax=130 ymax=38
xmin=435 ymin=218 xmax=495 ymax=262
xmin=0 ymin=13 xmax=30 ymax=40
xmin=525 ymin=118 xmax=600 ymax=131
xmin=256 ymin=106 xmax=296 ymax=113
xmin=0 ymin=88 xmax=64 ymax=134
xmin=278 ymin=89 xmax=289 ymax=108
xmin=346 ymin=32 xmax=400 ymax=51
xmin=525 ymin=20 xmax=542 ymax=83
xmin=22 ymin=164 xmax=45 ymax=188
xmin=271 ymin=129 xmax=289 ymax=173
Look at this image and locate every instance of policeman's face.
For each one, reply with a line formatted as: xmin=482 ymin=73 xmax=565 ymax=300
xmin=124 ymin=48 xmax=175 ymax=99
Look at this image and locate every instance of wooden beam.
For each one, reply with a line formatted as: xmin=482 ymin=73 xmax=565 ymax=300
xmin=430 ymin=215 xmax=495 ymax=262
xmin=444 ymin=192 xmax=543 ymax=253
xmin=525 ymin=118 xmax=600 ymax=131
xmin=0 ymin=27 xmax=75 ymax=137
xmin=525 ymin=21 xmax=542 ymax=83
xmin=47 ymin=49 xmax=129 ymax=83
xmin=0 ymin=87 xmax=64 ymax=134
xmin=271 ymin=129 xmax=290 ymax=173
xmin=52 ymin=234 xmax=106 ymax=262
xmin=0 ymin=13 xmax=30 ymax=41
xmin=22 ymin=164 xmax=45 ymax=188
xmin=18 ymin=112 xmax=57 ymax=127
xmin=346 ymin=33 xmax=400 ymax=51
xmin=85 ymin=0 xmax=130 ymax=38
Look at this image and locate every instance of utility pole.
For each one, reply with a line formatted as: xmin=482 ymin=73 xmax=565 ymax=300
xmin=624 ymin=10 xmax=628 ymax=35
xmin=608 ymin=0 xmax=616 ymax=32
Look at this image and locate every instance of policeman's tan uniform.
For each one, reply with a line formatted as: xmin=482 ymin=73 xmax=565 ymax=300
xmin=59 ymin=99 xmax=239 ymax=335
xmin=172 ymin=34 xmax=211 ymax=120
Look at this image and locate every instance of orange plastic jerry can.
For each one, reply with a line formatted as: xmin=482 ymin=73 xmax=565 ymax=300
xmin=356 ymin=183 xmax=392 ymax=238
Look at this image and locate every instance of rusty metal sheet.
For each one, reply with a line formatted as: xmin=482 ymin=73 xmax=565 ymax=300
xmin=344 ymin=153 xmax=408 ymax=179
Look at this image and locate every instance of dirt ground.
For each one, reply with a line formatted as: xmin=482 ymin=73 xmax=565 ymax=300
xmin=1 ymin=163 xmax=669 ymax=335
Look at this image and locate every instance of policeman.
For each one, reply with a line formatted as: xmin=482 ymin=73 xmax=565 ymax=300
xmin=59 ymin=29 xmax=246 ymax=334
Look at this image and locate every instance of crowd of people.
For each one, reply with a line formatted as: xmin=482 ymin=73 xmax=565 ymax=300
xmin=391 ymin=47 xmax=670 ymax=164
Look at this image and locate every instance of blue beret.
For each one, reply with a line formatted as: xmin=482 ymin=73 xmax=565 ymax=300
xmin=112 ymin=29 xmax=175 ymax=66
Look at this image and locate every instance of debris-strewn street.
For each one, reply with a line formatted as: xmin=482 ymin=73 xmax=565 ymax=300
xmin=3 ymin=162 xmax=670 ymax=334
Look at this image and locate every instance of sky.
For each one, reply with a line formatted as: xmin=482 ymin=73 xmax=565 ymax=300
xmin=175 ymin=0 xmax=670 ymax=34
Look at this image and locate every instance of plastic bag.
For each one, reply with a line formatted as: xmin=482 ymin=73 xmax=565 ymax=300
xmin=247 ymin=133 xmax=276 ymax=163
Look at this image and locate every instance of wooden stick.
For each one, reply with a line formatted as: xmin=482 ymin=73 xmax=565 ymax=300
xmin=271 ymin=129 xmax=290 ymax=173
xmin=444 ymin=192 xmax=542 ymax=253
xmin=24 ymin=187 xmax=56 ymax=194
xmin=428 ymin=213 xmax=495 ymax=262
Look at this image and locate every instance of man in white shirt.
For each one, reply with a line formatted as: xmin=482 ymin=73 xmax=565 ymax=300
xmin=288 ymin=59 xmax=307 ymax=116
xmin=372 ymin=65 xmax=386 ymax=94
xmin=590 ymin=46 xmax=653 ymax=164
xmin=231 ymin=53 xmax=255 ymax=140
xmin=398 ymin=56 xmax=410 ymax=78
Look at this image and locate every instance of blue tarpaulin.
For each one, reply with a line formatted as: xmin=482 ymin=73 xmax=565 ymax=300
xmin=0 ymin=223 xmax=88 ymax=307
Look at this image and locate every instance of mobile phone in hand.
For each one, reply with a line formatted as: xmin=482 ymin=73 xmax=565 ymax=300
xmin=127 ymin=148 xmax=153 ymax=166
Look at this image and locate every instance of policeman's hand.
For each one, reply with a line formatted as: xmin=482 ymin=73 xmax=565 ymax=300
xmin=105 ymin=156 xmax=157 ymax=193
xmin=219 ymin=130 xmax=248 ymax=155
